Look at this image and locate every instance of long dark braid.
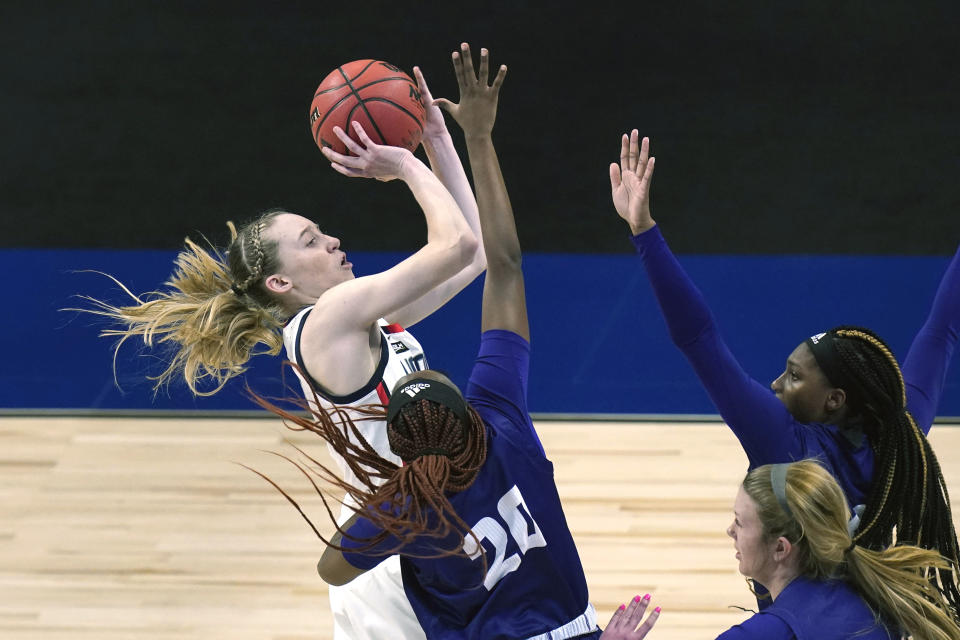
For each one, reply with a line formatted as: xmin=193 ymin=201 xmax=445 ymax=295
xmin=829 ymin=326 xmax=960 ymax=617
xmin=248 ymin=376 xmax=488 ymax=562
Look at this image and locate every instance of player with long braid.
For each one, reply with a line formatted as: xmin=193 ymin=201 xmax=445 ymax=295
xmin=256 ymin=44 xmax=627 ymax=640
xmin=609 ymin=130 xmax=960 ymax=614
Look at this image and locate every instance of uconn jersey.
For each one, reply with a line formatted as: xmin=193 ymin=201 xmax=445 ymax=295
xmin=342 ymin=331 xmax=600 ymax=640
xmin=282 ymin=307 xmax=427 ymax=506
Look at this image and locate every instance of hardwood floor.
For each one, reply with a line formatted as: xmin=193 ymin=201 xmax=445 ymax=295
xmin=3 ymin=416 xmax=959 ymax=639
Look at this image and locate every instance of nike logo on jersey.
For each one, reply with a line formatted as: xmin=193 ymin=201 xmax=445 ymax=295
xmin=390 ymin=340 xmax=410 ymax=354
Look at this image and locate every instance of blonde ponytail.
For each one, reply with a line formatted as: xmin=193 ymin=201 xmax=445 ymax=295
xmin=75 ymin=212 xmax=287 ymax=396
xmin=847 ymin=544 xmax=959 ymax=640
xmin=745 ymin=461 xmax=960 ymax=640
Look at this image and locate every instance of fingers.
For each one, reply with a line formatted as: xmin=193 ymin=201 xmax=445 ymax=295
xmin=640 ymin=157 xmax=656 ymax=191
xmin=622 ymin=594 xmax=650 ymax=630
xmin=326 ymin=124 xmax=366 ymax=158
xmin=412 ymin=66 xmax=433 ymax=102
xmin=619 ymin=133 xmax=631 ymax=174
xmin=460 ymin=42 xmax=476 ymax=83
xmin=350 ymin=120 xmax=376 ymax=148
xmin=629 ymin=130 xmax=640 ymax=174
xmin=491 ymin=63 xmax=507 ymax=91
xmin=618 ymin=130 xmax=653 ymax=179
xmin=321 ymin=124 xmax=374 ymax=174
xmin=433 ymin=97 xmax=456 ymax=114
xmin=478 ymin=47 xmax=489 ymax=85
xmin=637 ymin=134 xmax=649 ymax=176
xmin=609 ymin=162 xmax=623 ymax=191
xmin=451 ymin=49 xmax=467 ymax=89
xmin=635 ymin=604 xmax=661 ymax=638
xmin=606 ymin=603 xmax=627 ymax=630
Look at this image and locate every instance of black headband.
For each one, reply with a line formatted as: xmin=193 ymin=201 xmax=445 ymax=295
xmin=386 ymin=376 xmax=470 ymax=428
xmin=805 ymin=331 xmax=844 ymax=388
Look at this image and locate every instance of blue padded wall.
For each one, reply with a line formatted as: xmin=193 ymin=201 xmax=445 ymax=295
xmin=4 ymin=249 xmax=958 ymax=417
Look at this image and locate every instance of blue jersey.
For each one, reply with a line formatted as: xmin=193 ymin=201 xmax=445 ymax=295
xmin=631 ymin=227 xmax=960 ymax=506
xmin=341 ymin=330 xmax=599 ymax=640
xmin=716 ymin=575 xmax=895 ymax=639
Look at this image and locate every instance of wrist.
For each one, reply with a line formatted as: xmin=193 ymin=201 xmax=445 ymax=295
xmin=421 ymin=127 xmax=452 ymax=146
xmin=464 ymin=131 xmax=494 ymax=143
xmin=630 ymin=219 xmax=656 ymax=236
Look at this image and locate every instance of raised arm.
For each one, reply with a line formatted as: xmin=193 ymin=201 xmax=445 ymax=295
xmin=385 ymin=66 xmax=487 ymax=328
xmin=439 ymin=43 xmax=527 ymax=340
xmin=611 ymin=132 xmax=804 ymax=466
xmin=902 ymin=243 xmax=960 ymax=433
xmin=300 ymin=123 xmax=478 ymax=395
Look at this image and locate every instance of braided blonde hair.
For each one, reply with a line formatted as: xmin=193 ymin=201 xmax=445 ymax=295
xmin=76 ymin=210 xmax=288 ymax=396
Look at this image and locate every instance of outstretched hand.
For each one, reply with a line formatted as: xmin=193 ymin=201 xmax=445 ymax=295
xmin=600 ymin=594 xmax=660 ymax=640
xmin=321 ymin=122 xmax=413 ymax=182
xmin=434 ymin=42 xmax=507 ymax=138
xmin=610 ymin=130 xmax=656 ymax=235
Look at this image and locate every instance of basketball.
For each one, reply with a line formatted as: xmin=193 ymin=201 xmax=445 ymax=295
xmin=309 ymin=60 xmax=426 ymax=155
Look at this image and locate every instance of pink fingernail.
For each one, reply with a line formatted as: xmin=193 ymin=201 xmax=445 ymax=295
xmin=634 ymin=595 xmax=641 ymax=603
xmin=618 ymin=604 xmax=625 ymax=611
xmin=654 ymin=606 xmax=661 ymax=613
xmin=643 ymin=593 xmax=651 ymax=600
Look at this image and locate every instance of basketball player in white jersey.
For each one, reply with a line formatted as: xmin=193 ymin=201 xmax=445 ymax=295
xmin=82 ymin=60 xmax=486 ymax=637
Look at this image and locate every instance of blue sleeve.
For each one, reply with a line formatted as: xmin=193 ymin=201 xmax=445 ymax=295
xmin=339 ymin=514 xmax=397 ymax=571
xmin=632 ymin=226 xmax=806 ymax=467
xmin=464 ymin=329 xmax=545 ymax=457
xmin=714 ymin=612 xmax=795 ymax=639
xmin=903 ymin=244 xmax=960 ymax=434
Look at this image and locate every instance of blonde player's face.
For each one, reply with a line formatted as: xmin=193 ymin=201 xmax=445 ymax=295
xmin=726 ymin=486 xmax=775 ymax=580
xmin=267 ymin=213 xmax=355 ymax=300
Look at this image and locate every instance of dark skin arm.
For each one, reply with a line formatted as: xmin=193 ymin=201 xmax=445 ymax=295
xmin=437 ymin=43 xmax=527 ymax=340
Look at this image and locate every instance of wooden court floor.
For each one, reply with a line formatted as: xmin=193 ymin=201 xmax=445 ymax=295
xmin=4 ymin=415 xmax=960 ymax=639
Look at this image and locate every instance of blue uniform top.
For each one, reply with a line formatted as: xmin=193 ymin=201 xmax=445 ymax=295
xmin=341 ymin=330 xmax=600 ymax=640
xmin=715 ymin=575 xmax=895 ymax=639
xmin=631 ymin=226 xmax=960 ymax=507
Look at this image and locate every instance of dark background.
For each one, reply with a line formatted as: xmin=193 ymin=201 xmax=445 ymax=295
xmin=4 ymin=1 xmax=960 ymax=254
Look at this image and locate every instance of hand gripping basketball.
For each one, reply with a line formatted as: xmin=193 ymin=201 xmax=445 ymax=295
xmin=321 ymin=122 xmax=411 ymax=182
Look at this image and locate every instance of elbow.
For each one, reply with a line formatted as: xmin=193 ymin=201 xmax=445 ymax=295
xmin=450 ymin=231 xmax=480 ymax=270
xmin=485 ymin=246 xmax=522 ymax=275
xmin=317 ymin=552 xmax=350 ymax=587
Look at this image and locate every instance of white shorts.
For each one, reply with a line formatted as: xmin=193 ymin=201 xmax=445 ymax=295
xmin=328 ymin=554 xmax=426 ymax=640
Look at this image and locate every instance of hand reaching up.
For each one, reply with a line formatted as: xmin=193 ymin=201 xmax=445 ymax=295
xmin=610 ymin=130 xmax=656 ymax=235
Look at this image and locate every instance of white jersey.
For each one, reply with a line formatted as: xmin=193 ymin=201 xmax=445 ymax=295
xmin=282 ymin=307 xmax=428 ymax=512
xmin=283 ymin=306 xmax=430 ymax=640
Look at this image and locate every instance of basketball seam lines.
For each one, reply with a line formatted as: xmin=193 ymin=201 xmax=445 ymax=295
xmin=313 ymin=60 xmax=377 ymax=97
xmin=337 ymin=64 xmax=387 ymax=146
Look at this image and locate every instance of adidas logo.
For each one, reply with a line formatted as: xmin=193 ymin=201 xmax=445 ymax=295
xmin=810 ymin=332 xmax=827 ymax=344
xmin=401 ymin=382 xmax=430 ymax=398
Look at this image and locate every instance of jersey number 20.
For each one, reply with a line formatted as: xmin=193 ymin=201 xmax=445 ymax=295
xmin=461 ymin=485 xmax=547 ymax=590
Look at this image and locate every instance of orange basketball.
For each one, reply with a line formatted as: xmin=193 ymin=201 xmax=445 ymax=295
xmin=309 ymin=60 xmax=426 ymax=155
